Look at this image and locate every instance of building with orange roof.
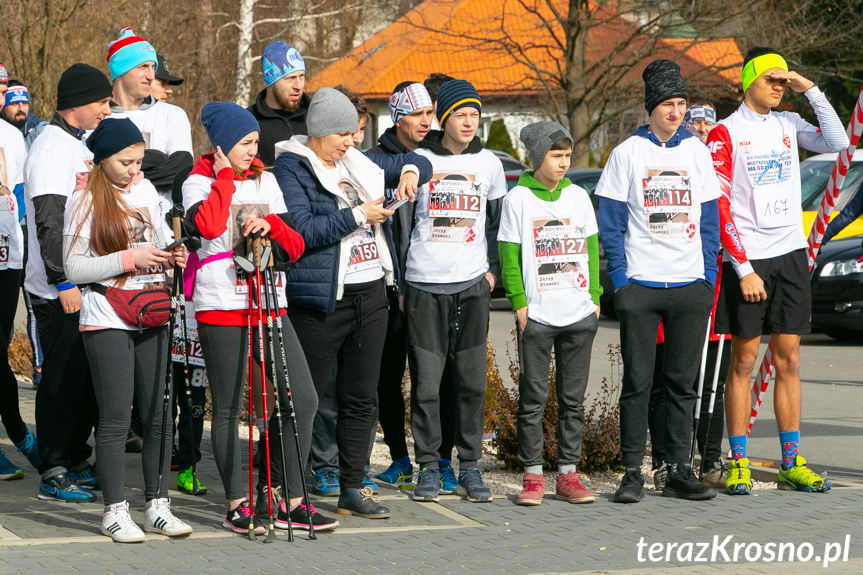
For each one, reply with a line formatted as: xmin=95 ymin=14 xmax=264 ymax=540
xmin=311 ymin=0 xmax=743 ymax=165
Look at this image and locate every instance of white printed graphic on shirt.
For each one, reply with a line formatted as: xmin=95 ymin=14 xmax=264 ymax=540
xmin=126 ymin=208 xmax=166 ymax=287
xmin=532 ymin=217 xmax=589 ymax=292
xmin=740 ymin=138 xmax=796 ymax=228
xmin=642 ymin=169 xmax=696 ymax=241
xmin=340 ymin=175 xmax=383 ymax=282
xmin=427 ymin=172 xmax=482 ymax=244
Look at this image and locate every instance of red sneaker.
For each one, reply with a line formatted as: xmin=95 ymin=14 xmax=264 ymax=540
xmin=516 ymin=473 xmax=545 ymax=506
xmin=556 ymin=472 xmax=595 ymax=503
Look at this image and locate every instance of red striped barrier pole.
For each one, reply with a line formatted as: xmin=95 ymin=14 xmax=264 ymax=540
xmin=747 ymin=87 xmax=863 ymax=435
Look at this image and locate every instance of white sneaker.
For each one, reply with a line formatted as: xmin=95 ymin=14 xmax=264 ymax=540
xmin=144 ymin=497 xmax=193 ymax=537
xmin=101 ymin=501 xmax=145 ymax=543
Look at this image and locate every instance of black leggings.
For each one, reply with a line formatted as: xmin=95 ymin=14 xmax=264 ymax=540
xmin=83 ymin=327 xmax=171 ymax=504
xmin=290 ymin=279 xmax=388 ymax=490
xmin=0 ymin=269 xmax=26 ymax=444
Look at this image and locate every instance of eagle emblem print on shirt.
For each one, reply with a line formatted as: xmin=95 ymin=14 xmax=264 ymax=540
xmin=427 ymin=172 xmax=482 ymax=244
xmin=642 ymin=168 xmax=695 ymax=241
xmin=532 ymin=217 xmax=589 ymax=291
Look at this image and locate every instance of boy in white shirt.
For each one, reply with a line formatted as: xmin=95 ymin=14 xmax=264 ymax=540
xmin=498 ymin=122 xmax=600 ymax=506
xmin=596 ymin=59 xmax=720 ymax=504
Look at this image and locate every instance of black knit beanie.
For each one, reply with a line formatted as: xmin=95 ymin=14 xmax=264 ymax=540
xmin=642 ymin=59 xmax=687 ymax=113
xmin=56 ymin=63 xmax=113 ymax=111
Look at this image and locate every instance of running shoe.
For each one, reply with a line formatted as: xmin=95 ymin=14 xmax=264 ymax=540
xmin=556 ymin=471 xmax=595 ymax=503
xmin=777 ymin=455 xmax=832 ymax=493
xmin=439 ymin=459 xmax=457 ymax=494
xmin=14 ymin=428 xmax=41 ymax=469
xmin=101 ymin=501 xmax=145 ymax=543
xmin=275 ymin=502 xmax=340 ymax=531
xmin=700 ymin=460 xmax=729 ymax=490
xmin=177 ymin=467 xmax=207 ymax=495
xmin=457 ymin=467 xmax=493 ymax=502
xmin=726 ymin=457 xmax=752 ymax=495
xmin=362 ymin=473 xmax=379 ymax=492
xmin=412 ymin=466 xmax=440 ymax=502
xmin=375 ymin=457 xmax=413 ymax=486
xmin=39 ymin=472 xmax=96 ymax=502
xmin=0 ymin=449 xmax=23 ymax=481
xmin=652 ymin=462 xmax=668 ymax=491
xmin=313 ymin=469 xmax=340 ymax=497
xmin=516 ymin=473 xmax=545 ymax=506
xmin=223 ymin=501 xmax=265 ymax=535
xmin=144 ymin=497 xmax=193 ymax=537
xmin=614 ymin=469 xmax=644 ymax=503
xmin=68 ymin=463 xmax=100 ymax=490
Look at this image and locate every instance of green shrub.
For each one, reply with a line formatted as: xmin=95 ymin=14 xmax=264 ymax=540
xmin=484 ymin=118 xmax=520 ymax=162
xmin=487 ymin=335 xmax=623 ymax=474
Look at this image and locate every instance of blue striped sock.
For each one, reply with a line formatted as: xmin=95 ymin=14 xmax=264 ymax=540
xmin=729 ymin=435 xmax=747 ymax=460
xmin=779 ymin=430 xmax=800 ymax=470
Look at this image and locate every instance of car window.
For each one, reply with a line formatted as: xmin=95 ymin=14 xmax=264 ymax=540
xmin=801 ymin=160 xmax=863 ymax=211
xmin=498 ymin=158 xmax=523 ymax=171
xmin=572 ymin=176 xmax=600 ymax=210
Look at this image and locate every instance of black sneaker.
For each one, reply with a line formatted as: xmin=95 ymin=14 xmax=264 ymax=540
xmin=254 ymin=484 xmax=282 ymax=518
xmin=336 ymin=487 xmax=391 ymax=519
xmin=412 ymin=466 xmax=440 ymax=502
xmin=223 ymin=501 xmax=266 ymax=535
xmin=275 ymin=502 xmax=340 ymax=532
xmin=662 ymin=463 xmax=717 ymax=500
xmin=614 ymin=469 xmax=644 ymax=503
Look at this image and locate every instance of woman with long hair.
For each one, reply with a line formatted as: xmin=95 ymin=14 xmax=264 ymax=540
xmin=63 ymin=117 xmax=191 ymax=542
xmin=182 ymin=102 xmax=334 ymax=534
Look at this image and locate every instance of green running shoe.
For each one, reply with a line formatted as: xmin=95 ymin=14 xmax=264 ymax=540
xmin=778 ymin=455 xmax=832 ymax=492
xmin=177 ymin=466 xmax=207 ymax=495
xmin=726 ymin=457 xmax=752 ymax=495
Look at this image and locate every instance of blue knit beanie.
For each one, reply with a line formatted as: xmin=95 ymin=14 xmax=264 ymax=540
xmin=201 ymin=102 xmax=260 ymax=154
xmin=106 ymin=28 xmax=157 ymax=81
xmin=436 ymin=79 xmax=481 ymax=127
xmin=261 ymin=41 xmax=305 ymax=87
xmin=86 ymin=118 xmax=145 ymax=164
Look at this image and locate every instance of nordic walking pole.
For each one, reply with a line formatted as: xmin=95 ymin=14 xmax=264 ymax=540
xmin=258 ymin=239 xmax=294 ymax=542
xmin=156 ymin=239 xmax=182 ymax=500
xmin=244 ymin=242 xmax=257 ymax=542
xmin=264 ymin=243 xmax=316 ymax=541
xmin=170 ymin=176 xmax=203 ymax=495
xmin=252 ymin=236 xmax=277 ymax=543
xmin=700 ymin=335 xmax=726 ymax=476
xmin=689 ymin=315 xmax=713 ymax=467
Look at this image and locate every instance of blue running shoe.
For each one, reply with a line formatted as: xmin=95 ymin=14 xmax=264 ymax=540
xmin=14 ymin=428 xmax=41 ymax=469
xmin=313 ymin=469 xmax=340 ymax=497
xmin=0 ymin=449 xmax=23 ymax=481
xmin=362 ymin=473 xmax=379 ymax=492
xmin=439 ymin=459 xmax=457 ymax=494
xmin=457 ymin=467 xmax=493 ymax=502
xmin=68 ymin=463 xmax=100 ymax=490
xmin=375 ymin=457 xmax=413 ymax=486
xmin=39 ymin=473 xmax=96 ymax=502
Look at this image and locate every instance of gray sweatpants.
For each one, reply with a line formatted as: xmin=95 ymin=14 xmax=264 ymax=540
xmin=406 ymin=279 xmax=489 ymax=467
xmin=199 ymin=320 xmax=317 ymax=502
xmin=516 ymin=313 xmax=598 ymax=468
xmin=83 ymin=327 xmax=170 ymax=505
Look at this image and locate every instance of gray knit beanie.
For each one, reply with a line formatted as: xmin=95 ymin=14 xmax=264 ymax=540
xmin=306 ymin=87 xmax=359 ymax=137
xmin=642 ymin=59 xmax=687 ymax=113
xmin=519 ymin=121 xmax=572 ymax=169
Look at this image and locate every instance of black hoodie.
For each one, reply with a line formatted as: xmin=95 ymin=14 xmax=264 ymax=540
xmin=247 ymin=88 xmax=310 ymax=167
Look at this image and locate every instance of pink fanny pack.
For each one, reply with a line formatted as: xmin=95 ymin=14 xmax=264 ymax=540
xmin=184 ymin=251 xmax=234 ymax=299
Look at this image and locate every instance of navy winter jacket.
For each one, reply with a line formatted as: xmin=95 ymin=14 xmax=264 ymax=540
xmin=274 ymin=146 xmax=432 ymax=313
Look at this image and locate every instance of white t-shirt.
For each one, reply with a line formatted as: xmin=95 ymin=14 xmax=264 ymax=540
xmin=110 ymin=100 xmax=193 ymax=156
xmin=320 ymin=163 xmax=385 ymax=285
xmin=183 ymin=170 xmax=288 ymax=313
xmin=65 ymin=178 xmax=172 ymax=330
xmin=24 ymin=125 xmax=94 ymax=299
xmin=0 ymin=121 xmax=26 ymax=270
xmin=595 ymin=134 xmax=721 ymax=284
xmin=499 ymin=183 xmax=597 ymax=327
xmin=406 ymin=147 xmax=507 ymax=283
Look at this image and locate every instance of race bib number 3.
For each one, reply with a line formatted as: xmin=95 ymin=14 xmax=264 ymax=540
xmin=532 ymin=218 xmax=589 ymax=291
xmin=428 ymin=175 xmax=482 ymax=243
xmin=642 ymin=171 xmax=695 ymax=240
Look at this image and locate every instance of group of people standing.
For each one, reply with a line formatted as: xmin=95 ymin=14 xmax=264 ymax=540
xmin=0 ymin=27 xmax=848 ymax=545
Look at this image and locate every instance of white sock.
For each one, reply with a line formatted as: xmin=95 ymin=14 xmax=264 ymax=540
xmin=559 ymin=464 xmax=576 ymax=475
xmin=524 ymin=465 xmax=543 ymax=475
